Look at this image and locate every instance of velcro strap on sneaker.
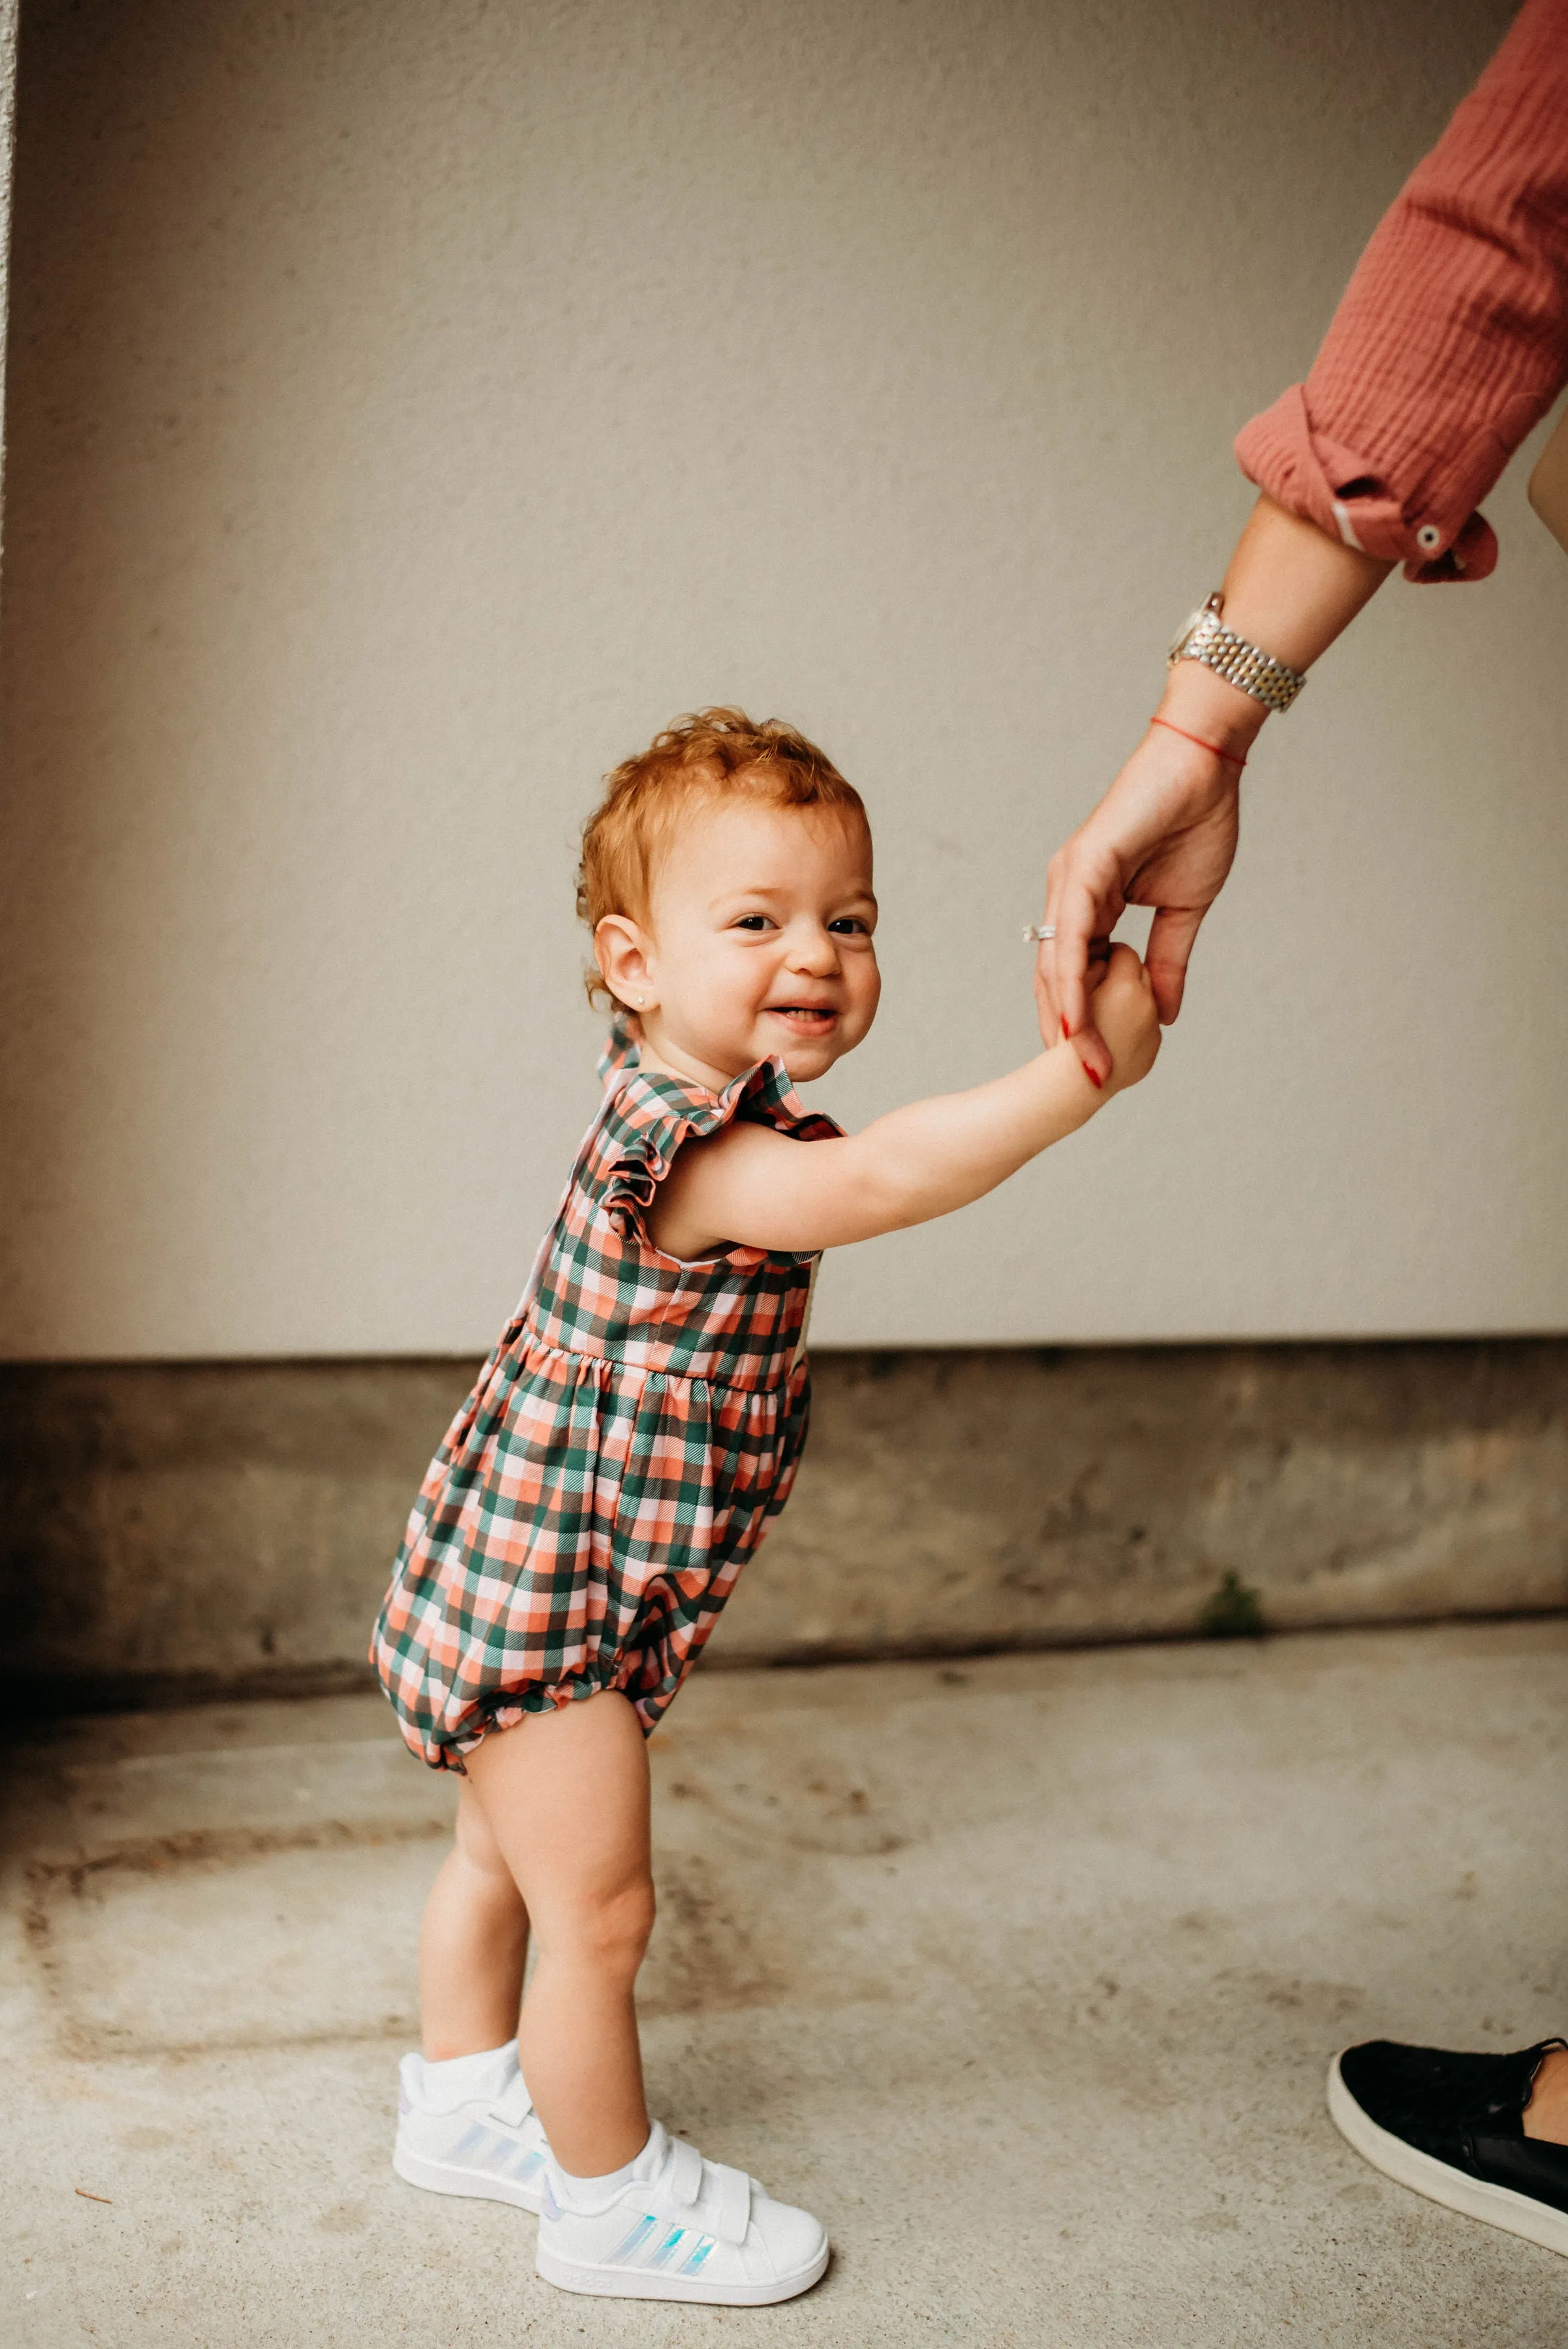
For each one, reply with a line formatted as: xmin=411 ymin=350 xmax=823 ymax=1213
xmin=667 ymin=2135 xmax=705 ymax=2207
xmin=698 ymin=2158 xmax=752 ymax=2247
xmin=488 ymin=2072 xmax=532 ymax=2128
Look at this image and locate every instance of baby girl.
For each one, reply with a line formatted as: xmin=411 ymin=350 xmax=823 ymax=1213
xmin=373 ymin=707 xmax=1159 ymax=2305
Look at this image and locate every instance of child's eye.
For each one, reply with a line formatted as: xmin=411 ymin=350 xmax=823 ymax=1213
xmin=828 ymin=917 xmax=869 ymax=936
xmin=733 ymin=914 xmax=775 ymax=932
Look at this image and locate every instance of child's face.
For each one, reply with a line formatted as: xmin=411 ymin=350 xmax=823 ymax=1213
xmin=600 ymin=793 xmax=880 ymax=1088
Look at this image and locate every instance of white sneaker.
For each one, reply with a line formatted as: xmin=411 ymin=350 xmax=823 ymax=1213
xmin=392 ymin=2050 xmax=549 ymax=2213
xmin=535 ymin=2121 xmax=829 ymax=2304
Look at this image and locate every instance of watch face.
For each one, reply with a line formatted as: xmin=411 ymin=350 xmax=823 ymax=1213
xmin=1168 ymin=606 xmax=1208 ymax=662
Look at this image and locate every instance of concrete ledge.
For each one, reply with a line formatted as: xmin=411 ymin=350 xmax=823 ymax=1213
xmin=3 ymin=1342 xmax=1566 ymax=1713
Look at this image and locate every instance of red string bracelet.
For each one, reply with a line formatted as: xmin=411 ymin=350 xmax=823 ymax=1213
xmin=1148 ymin=715 xmax=1246 ymax=769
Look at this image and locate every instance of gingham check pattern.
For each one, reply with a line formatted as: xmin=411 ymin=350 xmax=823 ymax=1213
xmin=373 ymin=1037 xmax=842 ymax=1768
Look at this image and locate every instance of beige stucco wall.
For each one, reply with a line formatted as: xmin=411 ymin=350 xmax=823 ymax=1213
xmin=1 ymin=0 xmax=1565 ymax=1360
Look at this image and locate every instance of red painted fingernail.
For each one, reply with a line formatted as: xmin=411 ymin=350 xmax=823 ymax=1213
xmin=1081 ymin=1062 xmax=1102 ymax=1089
xmin=1061 ymin=1018 xmax=1070 ymax=1041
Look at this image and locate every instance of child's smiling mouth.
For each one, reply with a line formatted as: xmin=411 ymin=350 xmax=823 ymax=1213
xmin=766 ymin=1004 xmax=838 ymax=1034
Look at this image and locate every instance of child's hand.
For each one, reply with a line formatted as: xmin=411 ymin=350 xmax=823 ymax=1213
xmin=1087 ymin=942 xmax=1160 ymax=1098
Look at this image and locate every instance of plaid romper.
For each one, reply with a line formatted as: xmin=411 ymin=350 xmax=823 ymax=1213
xmin=373 ymin=1021 xmax=842 ymax=1770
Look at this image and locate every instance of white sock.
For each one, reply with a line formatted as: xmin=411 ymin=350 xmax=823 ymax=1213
xmin=407 ymin=2041 xmax=517 ymax=2111
xmin=551 ymin=2125 xmax=661 ymax=2212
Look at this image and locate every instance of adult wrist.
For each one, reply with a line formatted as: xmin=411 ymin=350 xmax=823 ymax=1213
xmin=1156 ymin=660 xmax=1268 ymax=761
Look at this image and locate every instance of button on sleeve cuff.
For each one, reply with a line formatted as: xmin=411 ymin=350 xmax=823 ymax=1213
xmin=1235 ymin=385 xmax=1499 ymax=584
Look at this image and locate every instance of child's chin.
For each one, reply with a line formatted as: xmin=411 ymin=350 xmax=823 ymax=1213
xmin=776 ymin=1038 xmax=841 ymax=1082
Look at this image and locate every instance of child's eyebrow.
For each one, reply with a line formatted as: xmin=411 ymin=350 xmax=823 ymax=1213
xmin=707 ymin=883 xmax=878 ymax=914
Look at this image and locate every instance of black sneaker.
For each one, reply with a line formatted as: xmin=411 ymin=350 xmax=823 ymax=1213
xmin=1329 ymin=2038 xmax=1568 ymax=2256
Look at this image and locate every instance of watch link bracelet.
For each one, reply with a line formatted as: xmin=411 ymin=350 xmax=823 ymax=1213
xmin=1167 ymin=591 xmax=1306 ymax=713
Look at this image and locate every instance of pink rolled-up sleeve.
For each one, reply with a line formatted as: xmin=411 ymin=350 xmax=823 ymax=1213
xmin=1236 ymin=0 xmax=1568 ymax=583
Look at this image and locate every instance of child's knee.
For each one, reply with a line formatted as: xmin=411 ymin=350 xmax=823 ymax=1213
xmin=594 ymin=1875 xmax=657 ymax=1967
xmin=559 ymin=1874 xmax=656 ymax=1973
xmin=453 ymin=1785 xmax=517 ymax=1886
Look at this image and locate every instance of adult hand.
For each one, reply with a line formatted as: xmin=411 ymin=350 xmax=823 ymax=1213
xmin=1032 ymin=568 xmax=1270 ymax=1080
xmin=1036 ymin=497 xmax=1394 ymax=1078
xmin=1034 ymin=724 xmax=1242 ymax=1082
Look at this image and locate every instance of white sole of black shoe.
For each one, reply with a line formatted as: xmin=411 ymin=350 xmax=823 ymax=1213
xmin=535 ymin=2240 xmax=829 ymax=2305
xmin=1327 ymin=2052 xmax=1568 ymax=2258
xmin=392 ymin=2142 xmax=544 ymax=2215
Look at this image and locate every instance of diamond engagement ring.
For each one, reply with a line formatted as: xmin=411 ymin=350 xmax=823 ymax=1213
xmin=1022 ymin=923 xmax=1056 ymax=944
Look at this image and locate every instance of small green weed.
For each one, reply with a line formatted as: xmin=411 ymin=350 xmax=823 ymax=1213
xmin=1198 ymin=1569 xmax=1266 ymax=1639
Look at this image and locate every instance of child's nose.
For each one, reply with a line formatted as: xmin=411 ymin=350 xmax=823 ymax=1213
xmin=787 ymin=925 xmax=840 ymax=973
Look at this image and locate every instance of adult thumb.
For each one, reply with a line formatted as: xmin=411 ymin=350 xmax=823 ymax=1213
xmin=1143 ymin=904 xmax=1207 ymax=1024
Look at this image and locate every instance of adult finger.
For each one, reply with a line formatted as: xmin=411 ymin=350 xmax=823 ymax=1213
xmin=1033 ymin=842 xmax=1075 ymax=1030
xmin=1032 ymin=852 xmax=1067 ymax=1043
xmin=1047 ymin=872 xmax=1116 ymax=1083
xmin=1049 ymin=865 xmax=1109 ymax=1041
xmin=1142 ymin=902 xmax=1208 ymax=1024
xmin=1032 ymin=942 xmax=1062 ymax=1052
xmin=1032 ymin=874 xmax=1107 ymax=1019
xmin=1035 ymin=936 xmax=1114 ymax=1070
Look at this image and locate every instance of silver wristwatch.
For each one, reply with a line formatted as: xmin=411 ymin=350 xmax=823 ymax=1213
xmin=1167 ymin=591 xmax=1306 ymax=713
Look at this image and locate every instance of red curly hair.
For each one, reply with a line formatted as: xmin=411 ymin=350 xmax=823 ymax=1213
xmin=576 ymin=707 xmax=867 ymax=1008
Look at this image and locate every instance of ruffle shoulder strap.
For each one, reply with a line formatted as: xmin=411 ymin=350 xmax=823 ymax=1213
xmin=596 ymin=1056 xmax=844 ymax=1250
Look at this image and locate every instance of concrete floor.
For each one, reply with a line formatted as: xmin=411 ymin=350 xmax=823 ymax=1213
xmin=3 ymin=1622 xmax=1566 ymax=2348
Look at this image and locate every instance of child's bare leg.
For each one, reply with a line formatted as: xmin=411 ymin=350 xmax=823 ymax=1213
xmin=465 ymin=1688 xmax=653 ymax=2178
xmin=418 ymin=1781 xmax=530 ymax=2059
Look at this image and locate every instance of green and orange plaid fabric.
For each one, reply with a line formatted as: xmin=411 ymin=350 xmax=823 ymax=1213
xmin=373 ymin=1037 xmax=842 ymax=1768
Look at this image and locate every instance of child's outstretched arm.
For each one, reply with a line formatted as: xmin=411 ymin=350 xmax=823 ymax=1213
xmin=651 ymin=944 xmax=1160 ymax=1260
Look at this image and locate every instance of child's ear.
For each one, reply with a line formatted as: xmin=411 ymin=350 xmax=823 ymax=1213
xmin=594 ymin=915 xmax=656 ymax=1011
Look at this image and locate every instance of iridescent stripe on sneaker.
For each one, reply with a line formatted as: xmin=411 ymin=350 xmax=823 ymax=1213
xmin=445 ymin=2121 xmax=540 ymax=2179
xmin=608 ymin=2215 xmax=659 ymax=2264
xmin=604 ymin=2213 xmax=718 ymax=2271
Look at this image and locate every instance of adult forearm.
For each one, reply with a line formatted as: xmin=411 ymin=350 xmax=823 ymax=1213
xmin=1220 ymin=493 xmax=1394 ymax=674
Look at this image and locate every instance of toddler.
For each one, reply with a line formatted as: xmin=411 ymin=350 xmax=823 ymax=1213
xmin=373 ymin=707 xmax=1158 ymax=2305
